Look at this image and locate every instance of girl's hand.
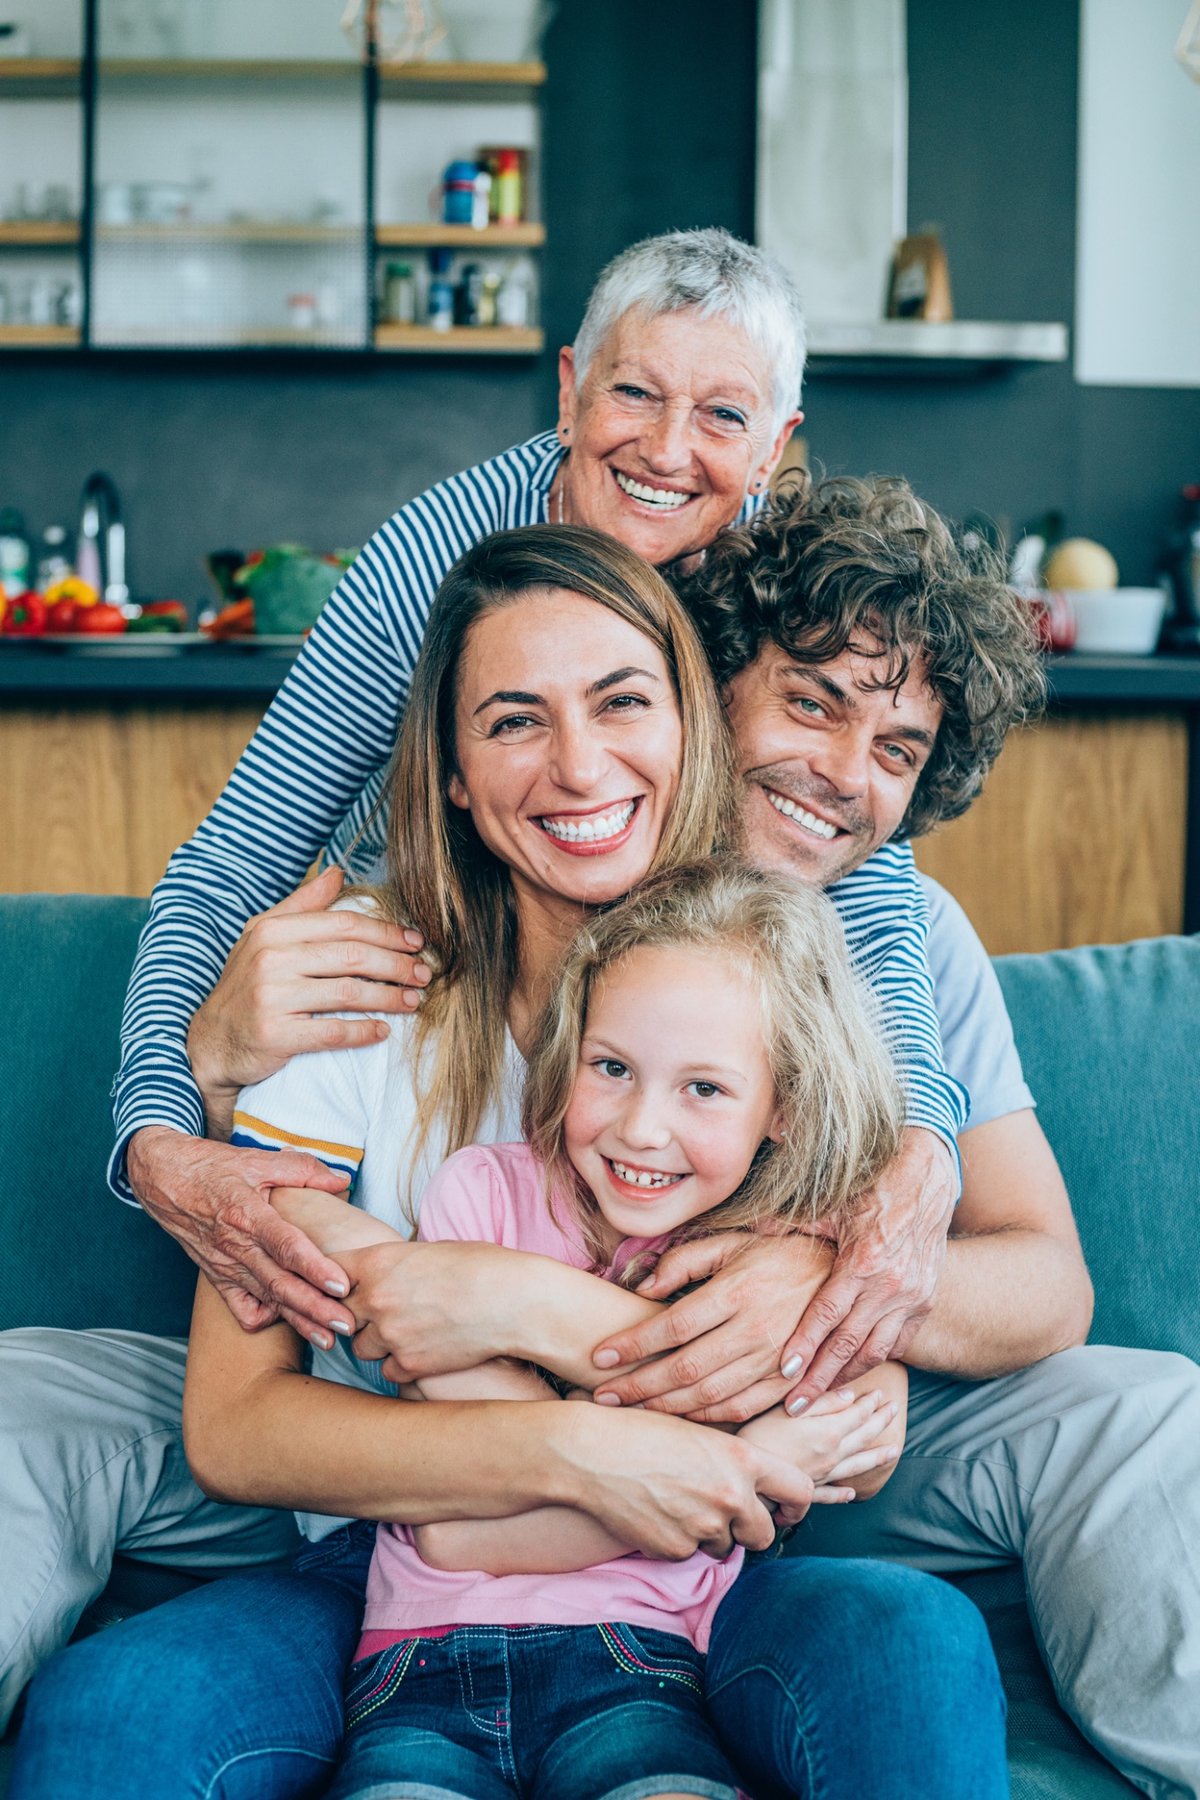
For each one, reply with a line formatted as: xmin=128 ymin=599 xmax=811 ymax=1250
xmin=736 ymin=1387 xmax=901 ymax=1501
xmin=591 ymin=1232 xmax=835 ymax=1423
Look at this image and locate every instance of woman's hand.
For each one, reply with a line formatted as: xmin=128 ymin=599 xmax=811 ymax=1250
xmin=591 ymin=1233 xmax=835 ymax=1423
xmin=126 ymin=1128 xmax=356 ymax=1342
xmin=334 ymin=1239 xmax=548 ymax=1378
xmin=186 ymin=865 xmax=431 ymax=1137
xmin=557 ymin=1402 xmax=817 ymax=1559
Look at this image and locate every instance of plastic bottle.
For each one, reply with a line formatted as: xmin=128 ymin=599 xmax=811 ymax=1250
xmin=497 ymin=254 xmax=535 ymax=330
xmin=442 ymin=161 xmax=478 ymax=227
xmin=0 ymin=507 xmax=31 ymax=599
xmin=427 ymin=249 xmax=454 ymax=331
xmin=383 ymin=261 xmax=416 ymax=325
xmin=494 ymin=148 xmax=523 ymax=225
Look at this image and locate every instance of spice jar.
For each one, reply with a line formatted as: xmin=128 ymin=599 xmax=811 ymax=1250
xmin=383 ymin=261 xmax=416 ymax=325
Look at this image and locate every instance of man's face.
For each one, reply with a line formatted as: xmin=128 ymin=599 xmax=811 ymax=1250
xmin=725 ymin=638 xmax=944 ymax=886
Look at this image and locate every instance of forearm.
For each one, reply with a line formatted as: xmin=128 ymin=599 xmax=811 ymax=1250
xmin=906 ymin=1229 xmax=1093 ymax=1378
xmin=505 ymin=1262 xmax=663 ymax=1386
xmin=416 ymin=1508 xmax=630 ymax=1575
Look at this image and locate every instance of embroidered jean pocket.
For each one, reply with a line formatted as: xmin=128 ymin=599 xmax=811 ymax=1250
xmin=344 ymin=1641 xmax=421 ymax=1730
xmin=596 ymin=1622 xmax=705 ymax=1696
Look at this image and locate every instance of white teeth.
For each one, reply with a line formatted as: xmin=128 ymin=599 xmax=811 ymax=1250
xmin=540 ymin=800 xmax=636 ymax=844
xmin=615 ymin=471 xmax=691 ymax=509
xmin=765 ymin=789 xmax=838 ymax=840
xmin=610 ymin=1160 xmax=683 ymax=1190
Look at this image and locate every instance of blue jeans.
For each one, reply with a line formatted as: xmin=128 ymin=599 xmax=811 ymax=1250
xmin=328 ymin=1623 xmax=743 ymax=1800
xmin=9 ymin=1530 xmax=1007 ymax=1800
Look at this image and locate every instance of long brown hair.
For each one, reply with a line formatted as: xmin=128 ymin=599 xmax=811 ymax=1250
xmin=372 ymin=524 xmax=733 ymax=1196
xmin=522 ymin=856 xmax=904 ymax=1273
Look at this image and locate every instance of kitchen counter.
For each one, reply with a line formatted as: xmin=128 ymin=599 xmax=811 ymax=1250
xmin=2 ymin=648 xmax=1198 ymax=947
xmin=3 ymin=645 xmax=1200 ymax=701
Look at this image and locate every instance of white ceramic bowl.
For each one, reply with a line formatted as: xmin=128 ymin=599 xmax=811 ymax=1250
xmin=1064 ymin=587 xmax=1167 ymax=655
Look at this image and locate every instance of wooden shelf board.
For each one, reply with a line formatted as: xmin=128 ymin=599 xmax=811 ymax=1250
xmin=0 ymin=57 xmax=80 ymax=92
xmin=95 ymin=222 xmax=360 ymax=243
xmin=374 ymin=222 xmax=543 ymax=248
xmin=0 ymin=221 xmax=80 ymax=244
xmin=0 ymin=324 xmax=80 ymax=346
xmin=98 ymin=58 xmax=364 ymax=79
xmin=374 ymin=324 xmax=543 ymax=353
xmin=378 ymin=59 xmax=545 ymax=88
xmin=94 ymin=325 xmax=364 ymax=347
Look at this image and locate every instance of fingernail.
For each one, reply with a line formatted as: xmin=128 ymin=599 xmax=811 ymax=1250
xmin=309 ymin=1329 xmax=332 ymax=1351
xmin=786 ymin=1395 xmax=808 ymax=1416
xmin=324 ymin=1280 xmax=348 ymax=1297
xmin=413 ymin=963 xmax=431 ymax=983
xmin=592 ymin=1348 xmax=620 ymax=1368
xmin=781 ymin=1354 xmax=803 ymax=1379
xmin=329 ymin=1319 xmax=354 ymax=1336
xmin=594 ymin=1392 xmax=621 ymax=1406
xmin=404 ymin=929 xmax=423 ymax=949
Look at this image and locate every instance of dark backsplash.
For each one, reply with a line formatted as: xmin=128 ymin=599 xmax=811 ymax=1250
xmin=0 ymin=0 xmax=1195 ymax=603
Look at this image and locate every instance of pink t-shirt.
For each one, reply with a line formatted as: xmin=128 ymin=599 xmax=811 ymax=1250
xmin=360 ymin=1141 xmax=743 ymax=1654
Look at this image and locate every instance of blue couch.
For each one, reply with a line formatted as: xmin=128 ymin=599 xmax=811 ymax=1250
xmin=2 ymin=894 xmax=1197 ymax=1798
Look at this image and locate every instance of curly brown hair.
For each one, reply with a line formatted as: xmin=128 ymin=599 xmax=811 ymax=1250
xmin=680 ymin=475 xmax=1047 ymax=840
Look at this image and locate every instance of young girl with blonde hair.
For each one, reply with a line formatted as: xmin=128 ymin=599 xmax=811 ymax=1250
xmin=300 ymin=856 xmax=911 ymax=1800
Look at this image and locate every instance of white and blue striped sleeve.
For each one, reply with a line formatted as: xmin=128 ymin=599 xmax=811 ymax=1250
xmin=105 ymin=441 xmax=549 ymax=1204
xmin=826 ymin=839 xmax=969 ymax=1187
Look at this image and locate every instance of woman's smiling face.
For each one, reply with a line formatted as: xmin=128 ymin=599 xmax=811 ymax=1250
xmin=447 ymin=587 xmax=683 ymax=917
xmin=557 ymin=307 xmax=800 ymax=568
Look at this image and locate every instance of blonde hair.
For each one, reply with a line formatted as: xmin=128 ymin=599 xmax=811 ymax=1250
xmin=522 ymin=856 xmax=905 ymax=1270
xmin=371 ymin=524 xmax=734 ymax=1200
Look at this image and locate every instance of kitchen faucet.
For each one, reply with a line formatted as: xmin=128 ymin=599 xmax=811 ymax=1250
xmin=77 ymin=471 xmax=129 ymax=605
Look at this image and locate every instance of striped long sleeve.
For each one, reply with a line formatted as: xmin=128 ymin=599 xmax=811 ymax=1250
xmin=108 ymin=432 xmax=566 ymax=1200
xmin=828 ymin=839 xmax=969 ymax=1183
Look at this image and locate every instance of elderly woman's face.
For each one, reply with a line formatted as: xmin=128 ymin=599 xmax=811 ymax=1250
xmin=448 ymin=586 xmax=683 ymax=915
xmin=558 ymin=307 xmax=798 ymax=567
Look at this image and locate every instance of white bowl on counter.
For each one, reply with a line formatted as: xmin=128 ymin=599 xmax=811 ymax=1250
xmin=1064 ymin=587 xmax=1168 ymax=655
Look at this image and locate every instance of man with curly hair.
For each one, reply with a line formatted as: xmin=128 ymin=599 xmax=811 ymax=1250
xmin=591 ymin=475 xmax=1200 ymax=1800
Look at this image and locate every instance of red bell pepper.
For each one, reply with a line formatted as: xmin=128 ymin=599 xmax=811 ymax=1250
xmin=2 ymin=591 xmax=47 ymax=635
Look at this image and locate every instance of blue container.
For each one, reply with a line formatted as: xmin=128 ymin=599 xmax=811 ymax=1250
xmin=443 ymin=159 xmax=479 ymax=226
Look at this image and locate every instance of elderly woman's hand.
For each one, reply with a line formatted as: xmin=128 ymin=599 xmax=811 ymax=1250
xmin=186 ymin=865 xmax=431 ymax=1138
xmin=126 ymin=1127 xmax=357 ymax=1342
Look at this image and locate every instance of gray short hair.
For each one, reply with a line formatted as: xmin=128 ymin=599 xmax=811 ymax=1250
xmin=572 ymin=228 xmax=807 ymax=431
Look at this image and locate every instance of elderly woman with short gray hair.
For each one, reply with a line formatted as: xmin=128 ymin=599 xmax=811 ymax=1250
xmin=1 ymin=229 xmax=985 ymax=1799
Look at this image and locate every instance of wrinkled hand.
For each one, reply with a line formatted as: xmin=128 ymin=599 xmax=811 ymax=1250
xmin=560 ymin=1403 xmax=817 ymax=1560
xmin=780 ymin=1126 xmax=956 ymax=1408
xmin=126 ymin=1125 xmax=355 ymax=1341
xmin=331 ymin=1239 xmax=536 ymax=1379
xmin=187 ymin=865 xmax=430 ymax=1136
xmin=590 ymin=1233 xmax=835 ymax=1423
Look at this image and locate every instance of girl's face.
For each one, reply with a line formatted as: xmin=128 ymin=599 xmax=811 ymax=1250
xmin=563 ymin=942 xmax=784 ymax=1254
xmin=448 ymin=588 xmax=683 ymax=915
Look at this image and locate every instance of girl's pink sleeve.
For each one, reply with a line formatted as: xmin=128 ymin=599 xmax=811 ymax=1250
xmin=415 ymin=1147 xmax=508 ymax=1247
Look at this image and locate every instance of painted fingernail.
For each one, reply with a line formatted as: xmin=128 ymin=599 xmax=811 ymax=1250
xmin=324 ymin=1280 xmax=348 ymax=1297
xmin=594 ymin=1392 xmax=621 ymax=1406
xmin=309 ymin=1329 xmax=332 ymax=1351
xmin=781 ymin=1354 xmax=803 ymax=1379
xmin=786 ymin=1395 xmax=808 ymax=1416
xmin=329 ymin=1319 xmax=354 ymax=1336
xmin=592 ymin=1348 xmax=620 ymax=1368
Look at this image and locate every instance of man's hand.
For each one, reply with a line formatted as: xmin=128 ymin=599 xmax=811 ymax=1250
xmin=186 ymin=865 xmax=431 ymax=1137
xmin=333 ymin=1240 xmax=540 ymax=1380
xmin=779 ymin=1126 xmax=957 ymax=1409
xmin=589 ymin=1233 xmax=835 ymax=1423
xmin=558 ymin=1403 xmax=817 ymax=1559
xmin=126 ymin=1126 xmax=356 ymax=1343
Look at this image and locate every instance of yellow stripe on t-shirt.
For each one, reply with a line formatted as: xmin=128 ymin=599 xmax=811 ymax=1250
xmin=232 ymin=1109 xmax=364 ymax=1167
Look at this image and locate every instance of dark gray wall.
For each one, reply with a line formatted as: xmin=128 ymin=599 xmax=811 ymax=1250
xmin=0 ymin=0 xmax=1195 ymax=602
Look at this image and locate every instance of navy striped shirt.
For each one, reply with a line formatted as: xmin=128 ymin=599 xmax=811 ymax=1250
xmin=109 ymin=431 xmax=966 ymax=1200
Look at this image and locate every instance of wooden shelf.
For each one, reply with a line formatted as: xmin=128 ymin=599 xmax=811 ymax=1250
xmin=0 ymin=221 xmax=80 ymax=245
xmin=0 ymin=324 xmax=80 ymax=346
xmin=378 ymin=59 xmax=545 ymax=89
xmin=374 ymin=324 xmax=542 ymax=354
xmin=375 ymin=222 xmax=543 ymax=249
xmin=0 ymin=57 xmax=80 ymax=93
xmin=94 ymin=324 xmax=362 ymax=347
xmin=98 ymin=58 xmax=364 ymax=79
xmin=96 ymin=222 xmax=360 ymax=243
